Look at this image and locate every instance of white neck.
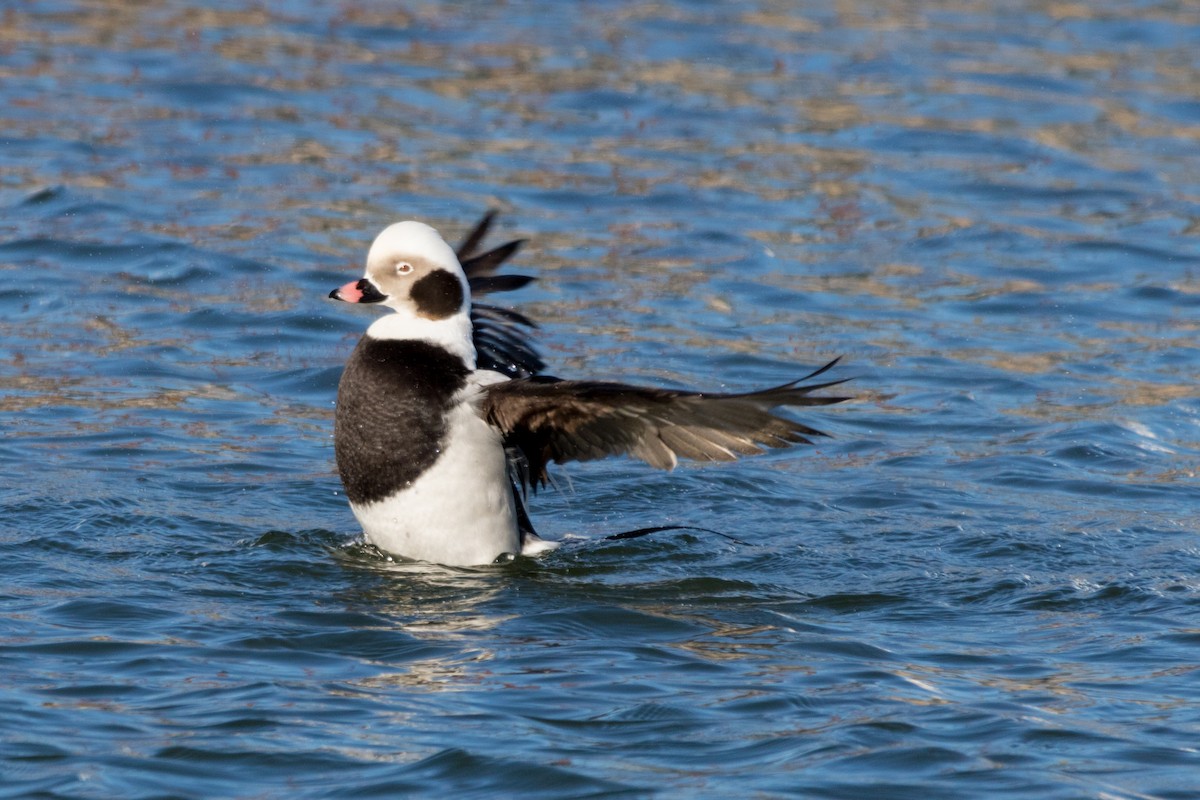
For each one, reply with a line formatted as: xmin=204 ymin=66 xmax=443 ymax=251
xmin=366 ymin=312 xmax=477 ymax=367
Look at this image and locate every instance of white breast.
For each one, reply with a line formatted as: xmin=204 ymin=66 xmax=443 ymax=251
xmin=347 ymin=379 xmax=520 ymax=566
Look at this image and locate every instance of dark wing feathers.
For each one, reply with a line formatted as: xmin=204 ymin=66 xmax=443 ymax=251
xmin=456 ymin=210 xmax=531 ymax=288
xmin=455 ymin=211 xmax=543 ymax=378
xmin=468 ymin=274 xmax=535 ymax=294
xmin=483 ymin=360 xmax=851 ymax=489
xmin=455 ymin=212 xmax=850 ymax=482
xmin=455 ymin=209 xmax=498 ymax=264
xmin=462 ymin=241 xmax=527 ymax=281
xmin=471 ymin=304 xmax=544 ymax=378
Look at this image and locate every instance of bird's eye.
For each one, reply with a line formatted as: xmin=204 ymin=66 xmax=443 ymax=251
xmin=395 ymin=262 xmax=413 ymax=275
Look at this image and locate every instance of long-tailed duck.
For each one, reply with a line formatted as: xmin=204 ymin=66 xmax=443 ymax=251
xmin=329 ymin=213 xmax=849 ymax=566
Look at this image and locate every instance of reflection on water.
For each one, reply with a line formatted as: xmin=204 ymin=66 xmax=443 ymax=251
xmin=334 ymin=541 xmax=515 ymax=637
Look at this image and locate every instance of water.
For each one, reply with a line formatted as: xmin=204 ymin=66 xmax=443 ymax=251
xmin=3 ymin=1 xmax=1200 ymax=797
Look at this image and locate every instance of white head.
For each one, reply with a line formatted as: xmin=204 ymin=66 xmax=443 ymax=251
xmin=331 ymin=221 xmax=470 ymax=319
xmin=330 ymin=221 xmax=476 ymax=363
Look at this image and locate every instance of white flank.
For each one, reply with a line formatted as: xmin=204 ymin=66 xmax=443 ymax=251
xmin=348 ymin=378 xmax=520 ymax=566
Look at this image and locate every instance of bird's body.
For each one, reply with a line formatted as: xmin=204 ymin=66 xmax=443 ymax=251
xmin=329 ymin=215 xmax=849 ymax=566
xmin=334 ymin=336 xmax=523 ymax=565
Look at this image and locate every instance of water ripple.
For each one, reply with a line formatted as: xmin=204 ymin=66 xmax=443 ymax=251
xmin=3 ymin=1 xmax=1200 ymax=798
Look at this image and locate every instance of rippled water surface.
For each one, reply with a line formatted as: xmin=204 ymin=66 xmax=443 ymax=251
xmin=3 ymin=2 xmax=1200 ymax=798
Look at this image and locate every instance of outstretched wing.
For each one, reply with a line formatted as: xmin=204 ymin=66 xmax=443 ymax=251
xmin=483 ymin=358 xmax=851 ymax=490
xmin=456 ymin=211 xmax=544 ymax=378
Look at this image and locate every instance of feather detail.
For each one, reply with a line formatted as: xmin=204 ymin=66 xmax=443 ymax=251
xmin=483 ymin=359 xmax=851 ymax=490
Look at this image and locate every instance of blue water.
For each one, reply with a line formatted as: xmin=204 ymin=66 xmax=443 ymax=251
xmin=3 ymin=2 xmax=1200 ymax=798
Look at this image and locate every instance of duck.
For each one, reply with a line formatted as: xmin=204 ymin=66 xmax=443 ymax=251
xmin=329 ymin=213 xmax=849 ymax=566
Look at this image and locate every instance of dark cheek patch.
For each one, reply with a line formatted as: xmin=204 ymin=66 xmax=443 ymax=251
xmin=410 ymin=269 xmax=465 ymax=319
